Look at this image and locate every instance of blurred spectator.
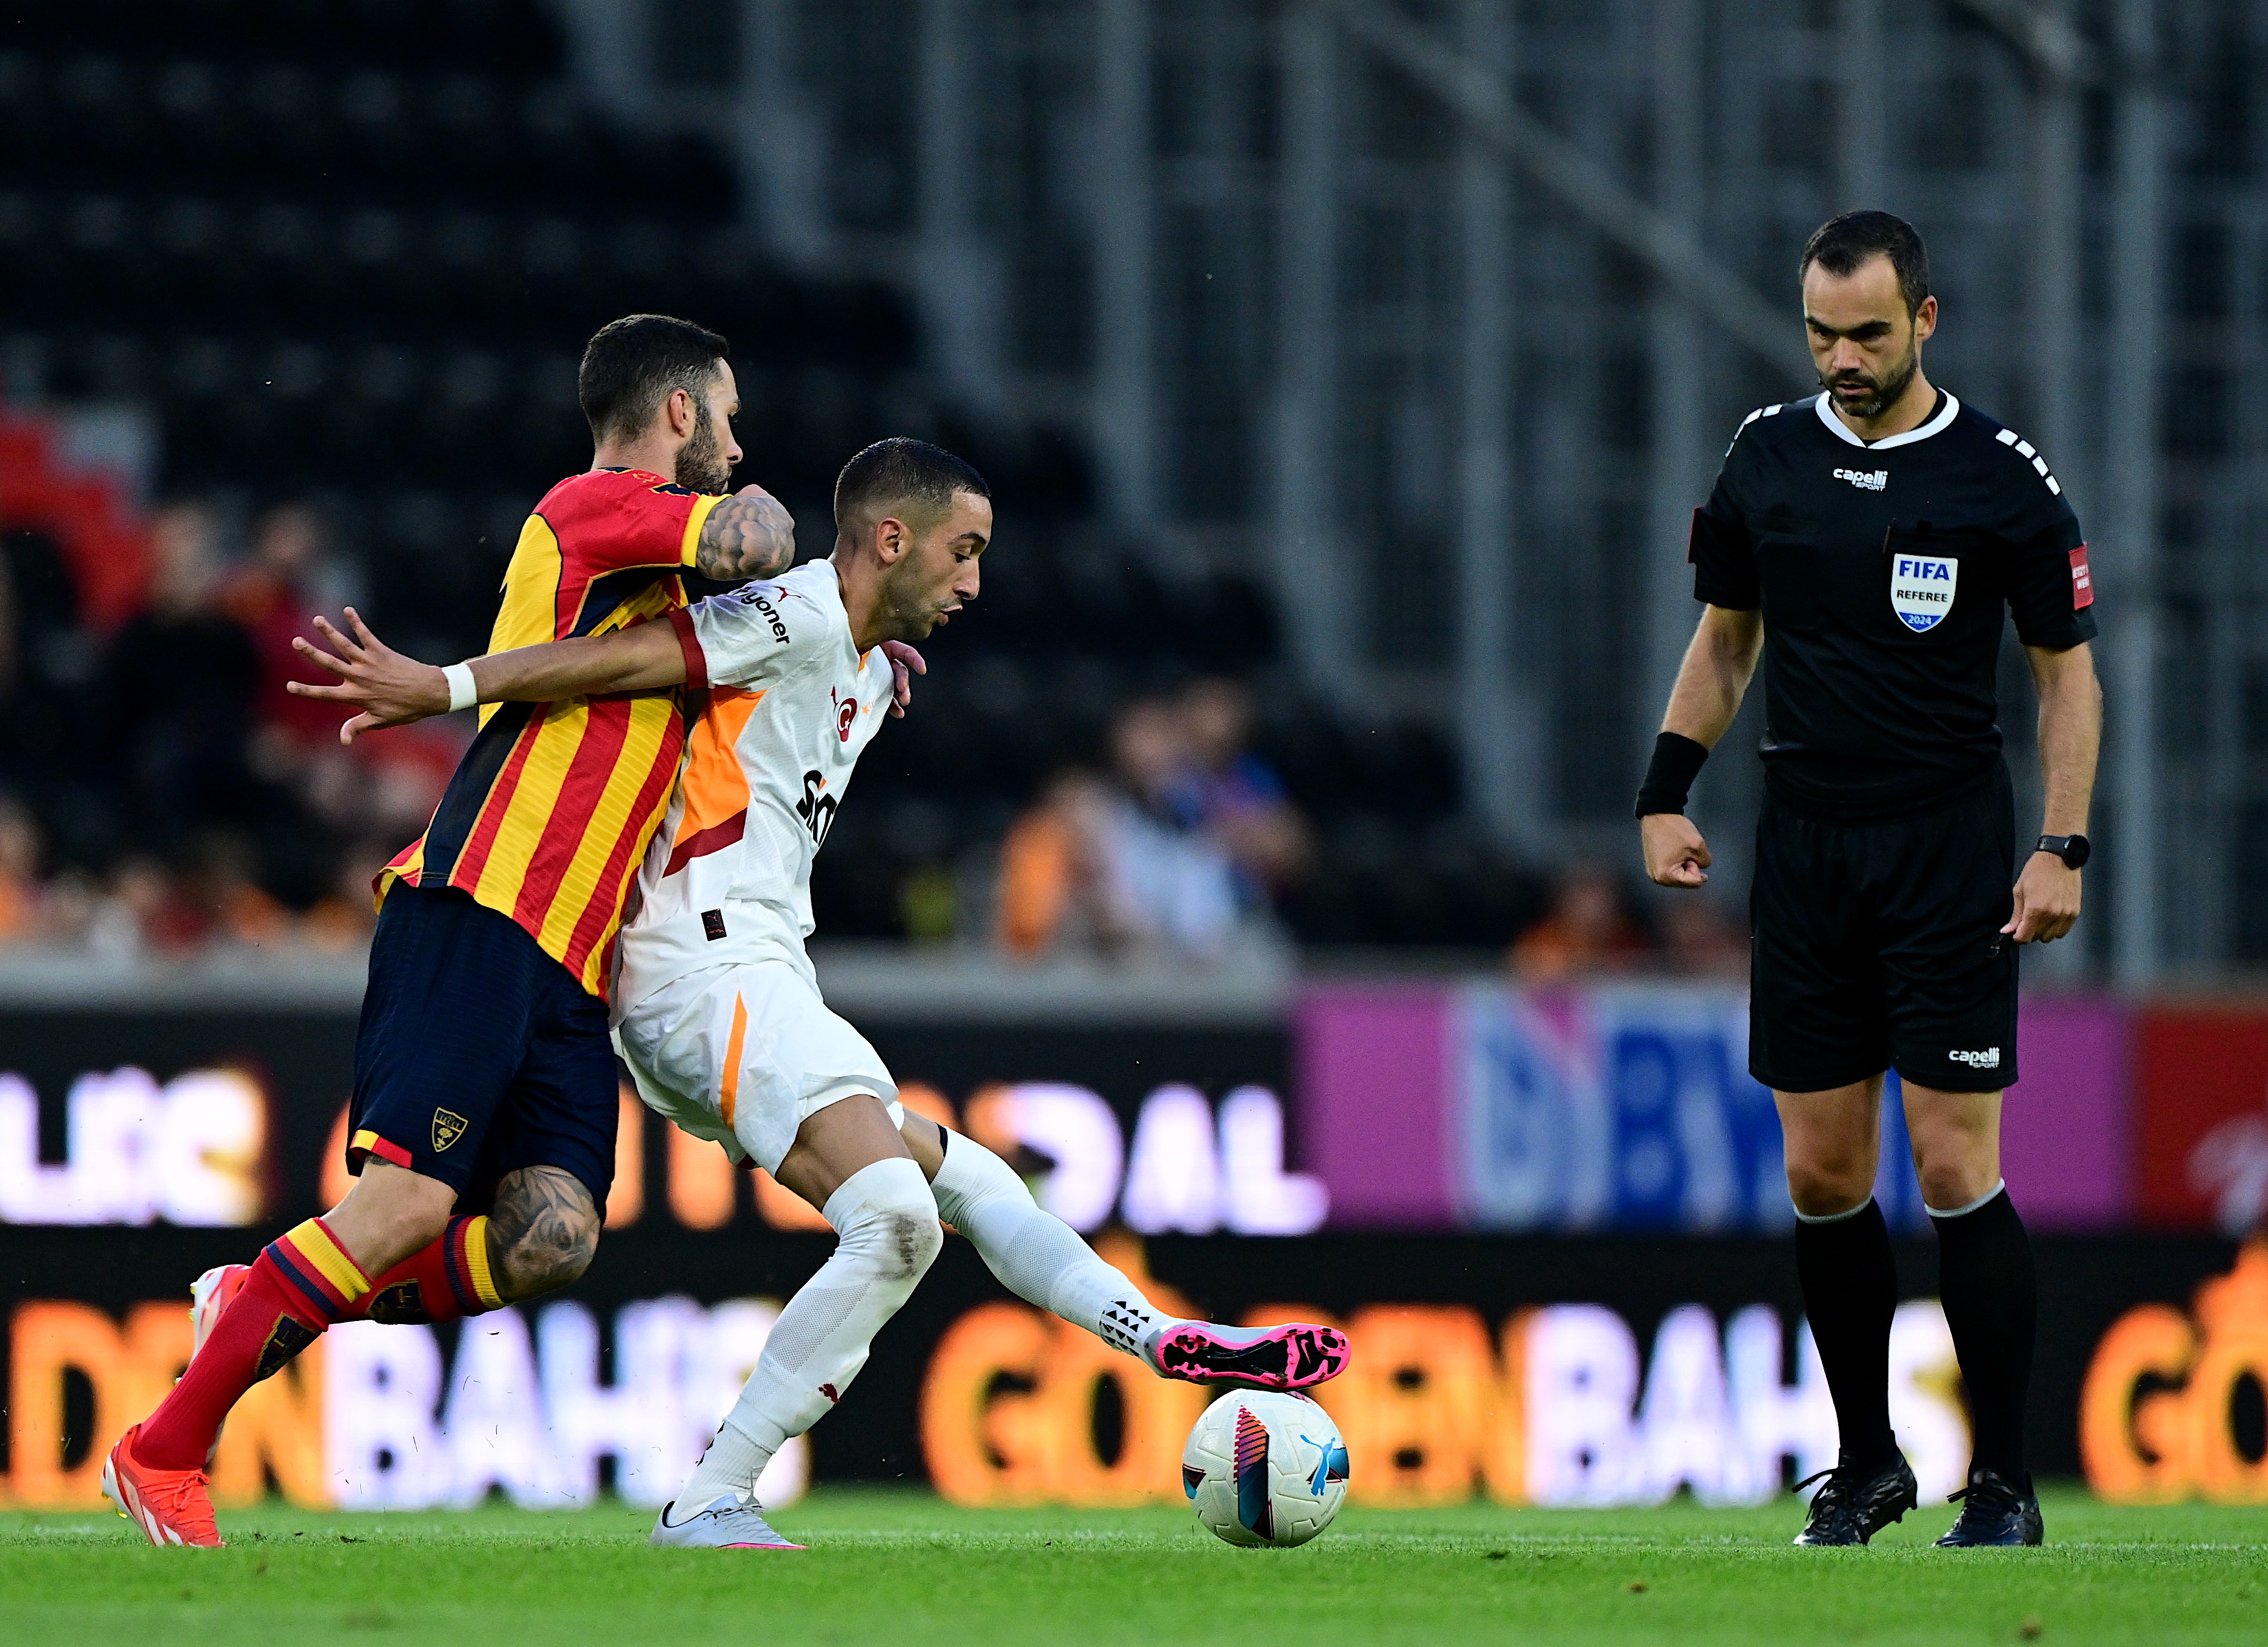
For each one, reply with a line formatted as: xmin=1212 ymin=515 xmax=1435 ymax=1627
xmin=92 ymin=854 xmax=171 ymax=958
xmin=0 ymin=529 xmax=102 ymax=819
xmin=0 ymin=796 xmax=49 ymax=943
xmin=1092 ymin=700 xmax=1243 ymax=957
xmin=303 ymin=839 xmax=393 ymax=950
xmin=995 ymin=700 xmax=1252 ymax=961
xmin=995 ymin=769 xmax=1116 ymax=957
xmin=1510 ymin=864 xmax=1649 ymax=982
xmin=223 ymin=502 xmax=344 ymax=748
xmin=1170 ymin=676 xmax=1314 ymax=904
xmin=138 ymin=831 xmax=292 ymax=954
xmin=106 ymin=502 xmax=264 ymax=847
xmin=1659 ymin=894 xmax=1748 ymax=977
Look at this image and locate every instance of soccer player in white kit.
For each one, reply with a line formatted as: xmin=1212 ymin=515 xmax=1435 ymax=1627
xmin=291 ymin=438 xmax=1350 ymax=1549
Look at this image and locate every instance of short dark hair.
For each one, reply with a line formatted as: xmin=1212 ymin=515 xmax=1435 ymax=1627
xmin=1799 ymin=211 xmax=1931 ymax=316
xmin=833 ymin=437 xmax=990 ymax=529
xmin=578 ymin=314 xmax=729 ymax=443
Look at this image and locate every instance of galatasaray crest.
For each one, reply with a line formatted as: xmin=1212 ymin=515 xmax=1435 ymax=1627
xmin=432 ymin=1107 xmax=469 ymax=1151
xmin=1891 ymin=552 xmax=1958 ymax=632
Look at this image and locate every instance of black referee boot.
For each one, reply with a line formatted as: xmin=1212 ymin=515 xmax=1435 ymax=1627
xmin=1935 ymin=1468 xmax=2043 ymax=1547
xmin=1791 ymin=1452 xmax=1918 ymax=1546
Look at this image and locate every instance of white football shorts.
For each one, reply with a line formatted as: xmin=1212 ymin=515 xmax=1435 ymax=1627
xmin=614 ymin=959 xmax=901 ymax=1176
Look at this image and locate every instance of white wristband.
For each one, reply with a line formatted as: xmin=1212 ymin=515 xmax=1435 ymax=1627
xmin=441 ymin=662 xmax=478 ymax=713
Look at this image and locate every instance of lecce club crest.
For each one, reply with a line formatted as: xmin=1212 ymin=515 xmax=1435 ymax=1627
xmin=432 ymin=1108 xmax=469 ymax=1151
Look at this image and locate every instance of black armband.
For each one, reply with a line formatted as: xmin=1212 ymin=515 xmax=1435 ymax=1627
xmin=1635 ymin=732 xmax=1710 ymax=818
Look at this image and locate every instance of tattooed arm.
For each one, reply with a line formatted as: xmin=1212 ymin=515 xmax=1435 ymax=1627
xmin=694 ymin=483 xmax=798 ymax=582
xmin=485 ymin=1165 xmax=601 ymax=1301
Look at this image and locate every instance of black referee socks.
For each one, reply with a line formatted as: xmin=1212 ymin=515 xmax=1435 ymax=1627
xmin=1930 ymin=1184 xmax=2036 ymax=1482
xmin=1793 ymin=1196 xmax=1900 ymax=1472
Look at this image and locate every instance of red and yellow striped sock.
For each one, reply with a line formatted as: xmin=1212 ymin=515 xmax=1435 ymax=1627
xmin=261 ymin=1217 xmax=377 ymax=1321
xmin=355 ymin=1215 xmax=504 ymax=1324
xmin=134 ymin=1219 xmax=372 ymax=1471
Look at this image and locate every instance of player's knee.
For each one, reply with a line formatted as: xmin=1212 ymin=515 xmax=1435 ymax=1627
xmin=334 ymin=1159 xmax=456 ymax=1265
xmin=830 ymin=1158 xmax=944 ymax=1283
xmin=1784 ymin=1158 xmax=1872 ymax=1218
xmin=877 ymin=1207 xmax=944 ymax=1281
xmin=485 ymin=1167 xmax=603 ymax=1301
xmin=493 ymin=1213 xmax=600 ymax=1298
xmin=1912 ymin=1153 xmax=1996 ymax=1212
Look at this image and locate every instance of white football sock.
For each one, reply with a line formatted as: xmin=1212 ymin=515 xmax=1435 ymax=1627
xmin=929 ymin=1129 xmax=1182 ymax=1359
xmin=674 ymin=1156 xmax=941 ymax=1511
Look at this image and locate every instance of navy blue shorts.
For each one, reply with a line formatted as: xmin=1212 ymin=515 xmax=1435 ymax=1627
xmin=348 ymin=884 xmax=618 ymax=1215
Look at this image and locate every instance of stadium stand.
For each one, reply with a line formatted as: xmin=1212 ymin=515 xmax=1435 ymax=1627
xmin=0 ymin=0 xmax=1545 ymax=954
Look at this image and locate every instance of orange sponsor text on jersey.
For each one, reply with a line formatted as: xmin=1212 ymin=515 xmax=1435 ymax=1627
xmin=380 ymin=468 xmax=720 ymax=996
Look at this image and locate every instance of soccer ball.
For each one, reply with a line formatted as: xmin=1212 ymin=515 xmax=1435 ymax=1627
xmin=1181 ymin=1389 xmax=1349 ymax=1548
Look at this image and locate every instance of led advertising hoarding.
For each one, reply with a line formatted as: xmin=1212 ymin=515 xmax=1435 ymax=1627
xmin=0 ymin=993 xmax=2256 ymax=1513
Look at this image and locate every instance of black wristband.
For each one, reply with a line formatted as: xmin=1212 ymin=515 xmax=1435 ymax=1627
xmin=1636 ymin=731 xmax=1710 ymax=818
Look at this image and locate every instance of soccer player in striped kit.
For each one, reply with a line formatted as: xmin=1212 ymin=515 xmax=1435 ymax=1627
xmin=104 ymin=315 xmax=830 ymax=1547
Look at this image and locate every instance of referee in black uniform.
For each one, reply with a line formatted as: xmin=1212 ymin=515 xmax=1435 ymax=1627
xmin=1635 ymin=212 xmax=2100 ymax=1548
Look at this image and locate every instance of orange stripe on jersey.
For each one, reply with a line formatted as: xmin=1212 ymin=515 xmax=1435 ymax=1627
xmin=720 ymin=994 xmax=749 ymax=1132
xmin=672 ymin=687 xmax=764 ymax=845
xmin=380 ymin=467 xmax=716 ymax=999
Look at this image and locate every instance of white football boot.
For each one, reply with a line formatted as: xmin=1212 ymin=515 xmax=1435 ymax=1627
xmin=649 ymin=1494 xmax=806 ymax=1550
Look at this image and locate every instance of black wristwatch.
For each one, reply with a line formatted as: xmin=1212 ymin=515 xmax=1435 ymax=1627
xmin=2036 ymin=833 xmax=2091 ymax=869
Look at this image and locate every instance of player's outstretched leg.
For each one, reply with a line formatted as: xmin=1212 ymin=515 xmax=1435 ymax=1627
xmin=655 ymin=1142 xmax=941 ymax=1548
xmin=181 ymin=1168 xmax=593 ymax=1466
xmin=917 ymin=1120 xmax=1347 ymax=1392
xmin=109 ymin=1212 xmax=386 ymax=1547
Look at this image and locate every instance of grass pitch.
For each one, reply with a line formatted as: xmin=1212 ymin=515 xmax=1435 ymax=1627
xmin=1 ymin=1486 xmax=2259 ymax=1645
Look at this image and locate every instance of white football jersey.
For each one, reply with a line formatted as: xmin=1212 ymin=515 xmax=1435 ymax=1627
xmin=612 ymin=559 xmax=894 ymax=1010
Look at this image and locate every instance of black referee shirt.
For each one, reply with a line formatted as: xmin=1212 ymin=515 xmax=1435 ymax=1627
xmin=1690 ymin=389 xmax=2098 ymax=820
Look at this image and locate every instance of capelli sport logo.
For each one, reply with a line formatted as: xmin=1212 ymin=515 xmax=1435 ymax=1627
xmin=1834 ymin=467 xmax=1889 ymax=491
xmin=1949 ymin=1047 xmax=2001 ymax=1070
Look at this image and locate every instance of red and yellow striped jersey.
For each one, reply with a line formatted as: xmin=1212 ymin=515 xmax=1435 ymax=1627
xmin=380 ymin=467 xmax=722 ymax=997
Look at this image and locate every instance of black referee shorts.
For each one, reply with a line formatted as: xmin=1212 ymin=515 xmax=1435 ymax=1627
xmin=1748 ymin=764 xmax=2018 ymax=1095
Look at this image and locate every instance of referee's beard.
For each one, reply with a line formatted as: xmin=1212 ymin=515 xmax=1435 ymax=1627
xmin=1820 ymin=335 xmax=1921 ymax=422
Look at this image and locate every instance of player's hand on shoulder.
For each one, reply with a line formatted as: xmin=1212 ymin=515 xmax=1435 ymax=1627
xmin=288 ymin=608 xmax=452 ymax=744
xmin=696 ymin=482 xmax=797 ymax=582
xmin=879 ymin=640 xmax=926 ymax=719
xmin=1640 ymin=812 xmax=1712 ymax=888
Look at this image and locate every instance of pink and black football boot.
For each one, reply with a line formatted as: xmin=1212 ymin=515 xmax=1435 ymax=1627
xmin=1146 ymin=1320 xmax=1350 ymax=1392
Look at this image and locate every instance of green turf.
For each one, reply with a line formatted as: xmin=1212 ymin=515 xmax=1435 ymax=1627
xmin=1 ymin=1486 xmax=2260 ymax=1645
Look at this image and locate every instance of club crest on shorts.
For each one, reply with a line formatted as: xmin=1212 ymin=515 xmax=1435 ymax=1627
xmin=1891 ymin=553 xmax=1958 ymax=632
xmin=432 ymin=1108 xmax=469 ymax=1151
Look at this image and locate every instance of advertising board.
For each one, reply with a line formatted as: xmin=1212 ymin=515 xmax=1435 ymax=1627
xmin=2132 ymin=1004 xmax=2268 ymax=1233
xmin=1302 ymin=985 xmax=2137 ymax=1231
xmin=0 ymin=994 xmax=2250 ymax=1515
